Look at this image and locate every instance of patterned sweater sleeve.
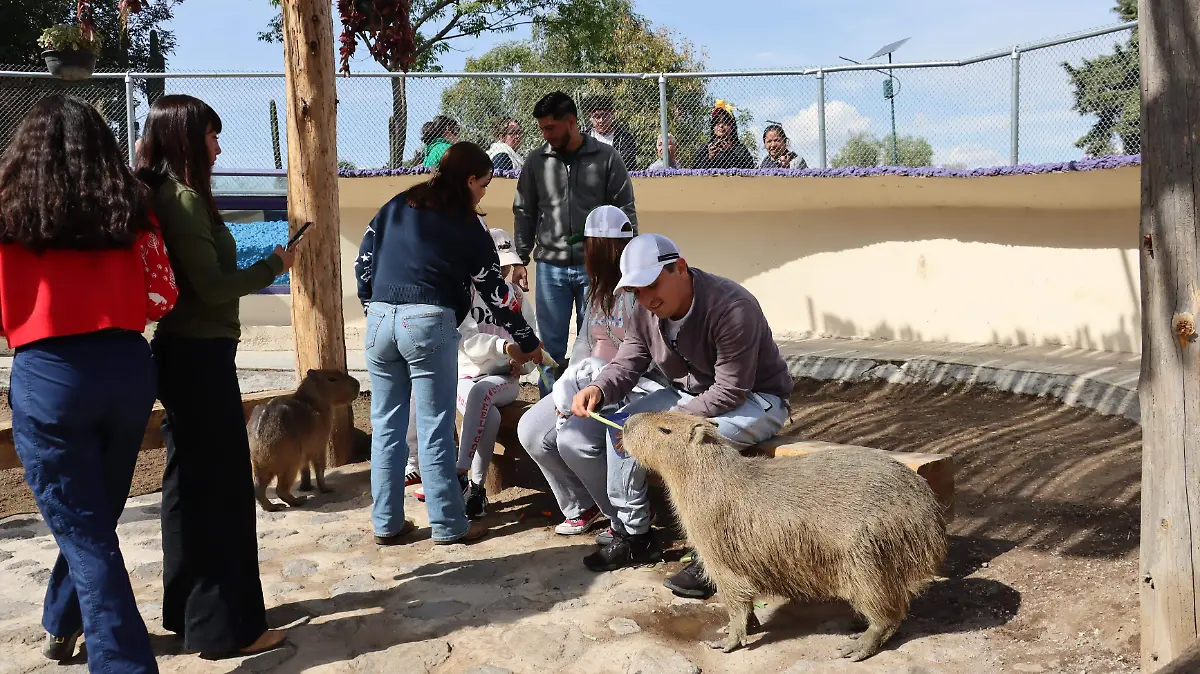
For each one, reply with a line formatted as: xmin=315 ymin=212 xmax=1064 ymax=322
xmin=355 ymin=217 xmax=377 ymax=312
xmin=466 ymin=224 xmax=540 ymax=353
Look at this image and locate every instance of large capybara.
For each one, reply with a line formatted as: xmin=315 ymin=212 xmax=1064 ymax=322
xmin=248 ymin=369 xmax=361 ymax=512
xmin=619 ymin=410 xmax=948 ymax=662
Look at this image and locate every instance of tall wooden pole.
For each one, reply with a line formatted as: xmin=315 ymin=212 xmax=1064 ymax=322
xmin=280 ymin=0 xmax=354 ymax=465
xmin=1139 ymin=1 xmax=1200 ymax=670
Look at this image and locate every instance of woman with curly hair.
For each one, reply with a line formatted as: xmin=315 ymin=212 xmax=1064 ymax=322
xmin=0 ymin=94 xmax=178 ymax=672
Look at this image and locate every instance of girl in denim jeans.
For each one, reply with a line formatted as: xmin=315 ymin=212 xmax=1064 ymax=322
xmin=356 ymin=142 xmax=543 ymax=545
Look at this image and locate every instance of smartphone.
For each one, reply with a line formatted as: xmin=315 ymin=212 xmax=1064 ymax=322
xmin=285 ymin=222 xmax=312 ymax=251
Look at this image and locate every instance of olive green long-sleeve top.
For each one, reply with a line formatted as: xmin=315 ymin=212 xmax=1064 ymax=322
xmin=152 ymin=178 xmax=284 ymax=340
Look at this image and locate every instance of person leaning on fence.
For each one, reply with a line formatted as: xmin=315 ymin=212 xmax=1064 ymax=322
xmin=760 ymin=123 xmax=807 ymax=169
xmin=136 ymin=94 xmax=295 ymax=658
xmin=569 ymin=234 xmax=794 ymax=596
xmin=582 ymin=93 xmax=640 ymax=171
xmin=512 ymin=91 xmax=638 ymax=396
xmin=646 ymin=133 xmax=680 ymax=170
xmin=356 ymin=141 xmax=543 ymax=547
xmin=487 ymin=117 xmax=526 ymax=171
xmin=0 ymin=94 xmax=179 ymax=674
xmin=691 ymin=102 xmax=756 ymax=170
xmin=421 ymin=115 xmax=461 ymax=168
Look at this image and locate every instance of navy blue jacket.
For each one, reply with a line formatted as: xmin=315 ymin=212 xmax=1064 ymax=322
xmin=355 ymin=192 xmax=539 ymax=353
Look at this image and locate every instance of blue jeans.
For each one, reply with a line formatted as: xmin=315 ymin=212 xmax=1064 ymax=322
xmin=607 ymin=388 xmax=790 ymax=536
xmin=535 ymin=262 xmax=589 ymax=395
xmin=11 ymin=330 xmax=158 ymax=674
xmin=365 ymin=302 xmax=470 ymax=542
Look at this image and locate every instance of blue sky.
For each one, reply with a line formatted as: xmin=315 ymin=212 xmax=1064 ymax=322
xmin=161 ymin=0 xmax=1131 ymax=170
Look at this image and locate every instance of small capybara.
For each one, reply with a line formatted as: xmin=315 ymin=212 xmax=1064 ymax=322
xmin=620 ymin=410 xmax=947 ymax=662
xmin=248 ymin=369 xmax=361 ymax=512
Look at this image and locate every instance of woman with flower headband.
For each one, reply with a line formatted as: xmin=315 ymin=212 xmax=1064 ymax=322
xmin=691 ymin=101 xmax=755 ymax=170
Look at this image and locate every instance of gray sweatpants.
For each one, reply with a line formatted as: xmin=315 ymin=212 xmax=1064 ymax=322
xmin=518 ymin=395 xmax=617 ymax=521
xmin=607 ymin=388 xmax=790 ymax=536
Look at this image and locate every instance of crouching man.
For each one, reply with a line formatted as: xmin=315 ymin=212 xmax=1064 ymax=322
xmin=570 ymin=233 xmax=794 ymax=597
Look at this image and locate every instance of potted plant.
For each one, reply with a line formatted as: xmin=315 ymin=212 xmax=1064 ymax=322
xmin=38 ymin=24 xmax=101 ymax=81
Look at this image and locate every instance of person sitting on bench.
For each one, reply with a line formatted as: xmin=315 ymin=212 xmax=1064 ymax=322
xmin=570 ymin=233 xmax=794 ymax=597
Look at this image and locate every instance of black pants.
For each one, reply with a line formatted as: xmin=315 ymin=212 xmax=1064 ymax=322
xmin=153 ymin=336 xmax=267 ymax=653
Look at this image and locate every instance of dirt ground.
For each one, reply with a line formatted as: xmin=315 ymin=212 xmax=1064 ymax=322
xmin=0 ymin=379 xmax=1142 ymax=671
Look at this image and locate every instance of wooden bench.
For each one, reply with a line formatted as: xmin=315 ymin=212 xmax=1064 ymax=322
xmin=0 ymin=390 xmax=294 ymax=471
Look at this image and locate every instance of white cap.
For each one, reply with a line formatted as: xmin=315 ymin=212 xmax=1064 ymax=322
xmin=584 ymin=205 xmax=635 ymax=239
xmin=615 ymin=233 xmax=683 ymax=290
xmin=490 ymin=228 xmax=523 ymax=267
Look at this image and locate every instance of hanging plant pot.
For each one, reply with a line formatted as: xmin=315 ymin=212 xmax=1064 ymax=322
xmin=42 ymin=48 xmax=97 ymax=81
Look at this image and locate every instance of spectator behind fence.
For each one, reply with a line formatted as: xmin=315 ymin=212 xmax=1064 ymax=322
xmin=356 ymin=141 xmax=543 ymax=546
xmin=646 ymin=133 xmax=680 ymax=170
xmin=487 ymin=117 xmax=525 ymax=171
xmin=691 ymin=102 xmax=755 ymax=170
xmin=136 ymin=94 xmax=294 ymax=658
xmin=760 ymin=123 xmax=807 ymax=169
xmin=421 ymin=115 xmax=461 ymax=168
xmin=0 ymin=94 xmax=179 ymax=672
xmin=513 ymin=91 xmax=638 ymax=395
xmin=582 ymin=93 xmax=639 ymax=171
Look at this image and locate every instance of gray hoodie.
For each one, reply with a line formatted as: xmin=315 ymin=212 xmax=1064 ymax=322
xmin=513 ymin=134 xmax=638 ymax=267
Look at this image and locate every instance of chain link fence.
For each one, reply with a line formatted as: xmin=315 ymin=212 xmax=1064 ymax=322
xmin=0 ymin=21 xmax=1139 ymax=172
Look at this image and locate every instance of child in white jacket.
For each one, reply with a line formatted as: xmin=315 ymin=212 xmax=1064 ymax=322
xmin=414 ymin=228 xmax=536 ymax=520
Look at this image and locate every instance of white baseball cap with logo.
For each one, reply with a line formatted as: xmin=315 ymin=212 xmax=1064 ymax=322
xmin=584 ymin=205 xmax=636 ymax=239
xmin=489 ymin=228 xmax=523 ymax=267
xmin=615 ymin=233 xmax=683 ymax=290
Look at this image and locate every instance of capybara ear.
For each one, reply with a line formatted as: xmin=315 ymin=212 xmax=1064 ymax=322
xmin=307 ymin=369 xmax=318 ymax=378
xmin=690 ymin=419 xmax=721 ymax=446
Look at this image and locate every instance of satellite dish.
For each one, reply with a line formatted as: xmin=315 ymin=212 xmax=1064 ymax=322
xmin=868 ymin=37 xmax=911 ymax=61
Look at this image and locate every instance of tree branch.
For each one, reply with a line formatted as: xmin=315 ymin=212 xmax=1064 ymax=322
xmin=415 ymin=9 xmax=465 ymax=55
xmin=439 ymin=19 xmax=537 ymax=44
xmin=412 ymin=0 xmax=458 ymax=32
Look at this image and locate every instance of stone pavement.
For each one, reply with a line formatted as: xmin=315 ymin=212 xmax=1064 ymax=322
xmin=0 ymin=464 xmax=1013 ymax=674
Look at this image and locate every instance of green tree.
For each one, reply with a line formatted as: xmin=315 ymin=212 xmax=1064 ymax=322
xmin=440 ymin=0 xmax=709 ymax=170
xmin=1062 ymin=0 xmax=1139 ymax=156
xmin=0 ymin=0 xmax=179 ymax=151
xmin=831 ymin=131 xmax=933 ymax=168
xmin=261 ymin=0 xmax=580 ymax=167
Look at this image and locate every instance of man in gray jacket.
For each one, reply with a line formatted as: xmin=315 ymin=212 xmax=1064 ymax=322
xmin=571 ymin=233 xmax=793 ymax=588
xmin=513 ymin=92 xmax=638 ymax=394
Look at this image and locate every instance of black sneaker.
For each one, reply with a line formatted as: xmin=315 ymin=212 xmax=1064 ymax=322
xmin=43 ymin=629 xmax=81 ymax=661
xmin=464 ymin=480 xmax=488 ymax=520
xmin=583 ymin=530 xmax=660 ymax=572
xmin=664 ymin=554 xmax=717 ymax=599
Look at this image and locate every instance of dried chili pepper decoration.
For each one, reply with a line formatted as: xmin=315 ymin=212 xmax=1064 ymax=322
xmin=339 ymin=0 xmax=415 ymax=75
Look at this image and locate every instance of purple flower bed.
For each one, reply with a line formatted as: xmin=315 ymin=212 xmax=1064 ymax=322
xmin=338 ymin=154 xmax=1141 ymax=180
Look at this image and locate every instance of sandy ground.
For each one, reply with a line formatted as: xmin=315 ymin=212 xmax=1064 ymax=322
xmin=0 ymin=380 xmax=1141 ymax=673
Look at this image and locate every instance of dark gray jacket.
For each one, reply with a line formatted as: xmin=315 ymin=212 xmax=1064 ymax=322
xmin=513 ymin=134 xmax=637 ymax=267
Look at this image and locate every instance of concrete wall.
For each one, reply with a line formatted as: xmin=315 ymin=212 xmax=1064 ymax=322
xmin=241 ymin=166 xmax=1142 ymax=354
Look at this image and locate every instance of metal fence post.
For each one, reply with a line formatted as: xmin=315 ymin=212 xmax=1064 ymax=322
xmin=817 ymin=69 xmax=827 ymax=169
xmin=1010 ymin=47 xmax=1020 ymax=165
xmin=124 ymin=72 xmax=136 ymax=165
xmin=658 ymin=74 xmax=671 ymax=168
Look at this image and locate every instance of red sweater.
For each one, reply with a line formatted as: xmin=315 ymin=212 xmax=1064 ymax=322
xmin=0 ymin=223 xmax=179 ymax=349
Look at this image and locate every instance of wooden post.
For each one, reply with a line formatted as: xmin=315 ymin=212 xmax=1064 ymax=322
xmin=1139 ymin=1 xmax=1200 ymax=670
xmin=280 ymin=0 xmax=354 ymax=466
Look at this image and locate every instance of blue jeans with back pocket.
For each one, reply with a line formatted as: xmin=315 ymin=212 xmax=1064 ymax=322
xmin=364 ymin=302 xmax=470 ymax=542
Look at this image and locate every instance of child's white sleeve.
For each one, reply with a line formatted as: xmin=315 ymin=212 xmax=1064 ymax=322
xmin=458 ymin=315 xmax=508 ymax=367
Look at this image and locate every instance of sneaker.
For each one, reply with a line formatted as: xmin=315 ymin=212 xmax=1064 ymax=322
xmin=583 ymin=529 xmax=660 ymax=572
xmin=464 ymin=481 xmax=488 ymax=520
xmin=664 ymin=554 xmax=717 ymax=599
xmin=42 ymin=630 xmax=81 ymax=661
xmin=595 ymin=507 xmax=657 ymax=545
xmin=404 ymin=468 xmax=421 ymax=487
xmin=414 ymin=474 xmax=469 ymax=503
xmin=555 ymin=505 xmax=605 ymax=535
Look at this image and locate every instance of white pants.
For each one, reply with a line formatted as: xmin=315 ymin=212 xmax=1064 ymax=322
xmin=405 ymin=375 xmax=520 ymax=485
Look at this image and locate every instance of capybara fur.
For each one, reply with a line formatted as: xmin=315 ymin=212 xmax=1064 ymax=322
xmin=248 ymin=369 xmax=360 ymax=512
xmin=620 ymin=410 xmax=948 ymax=661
